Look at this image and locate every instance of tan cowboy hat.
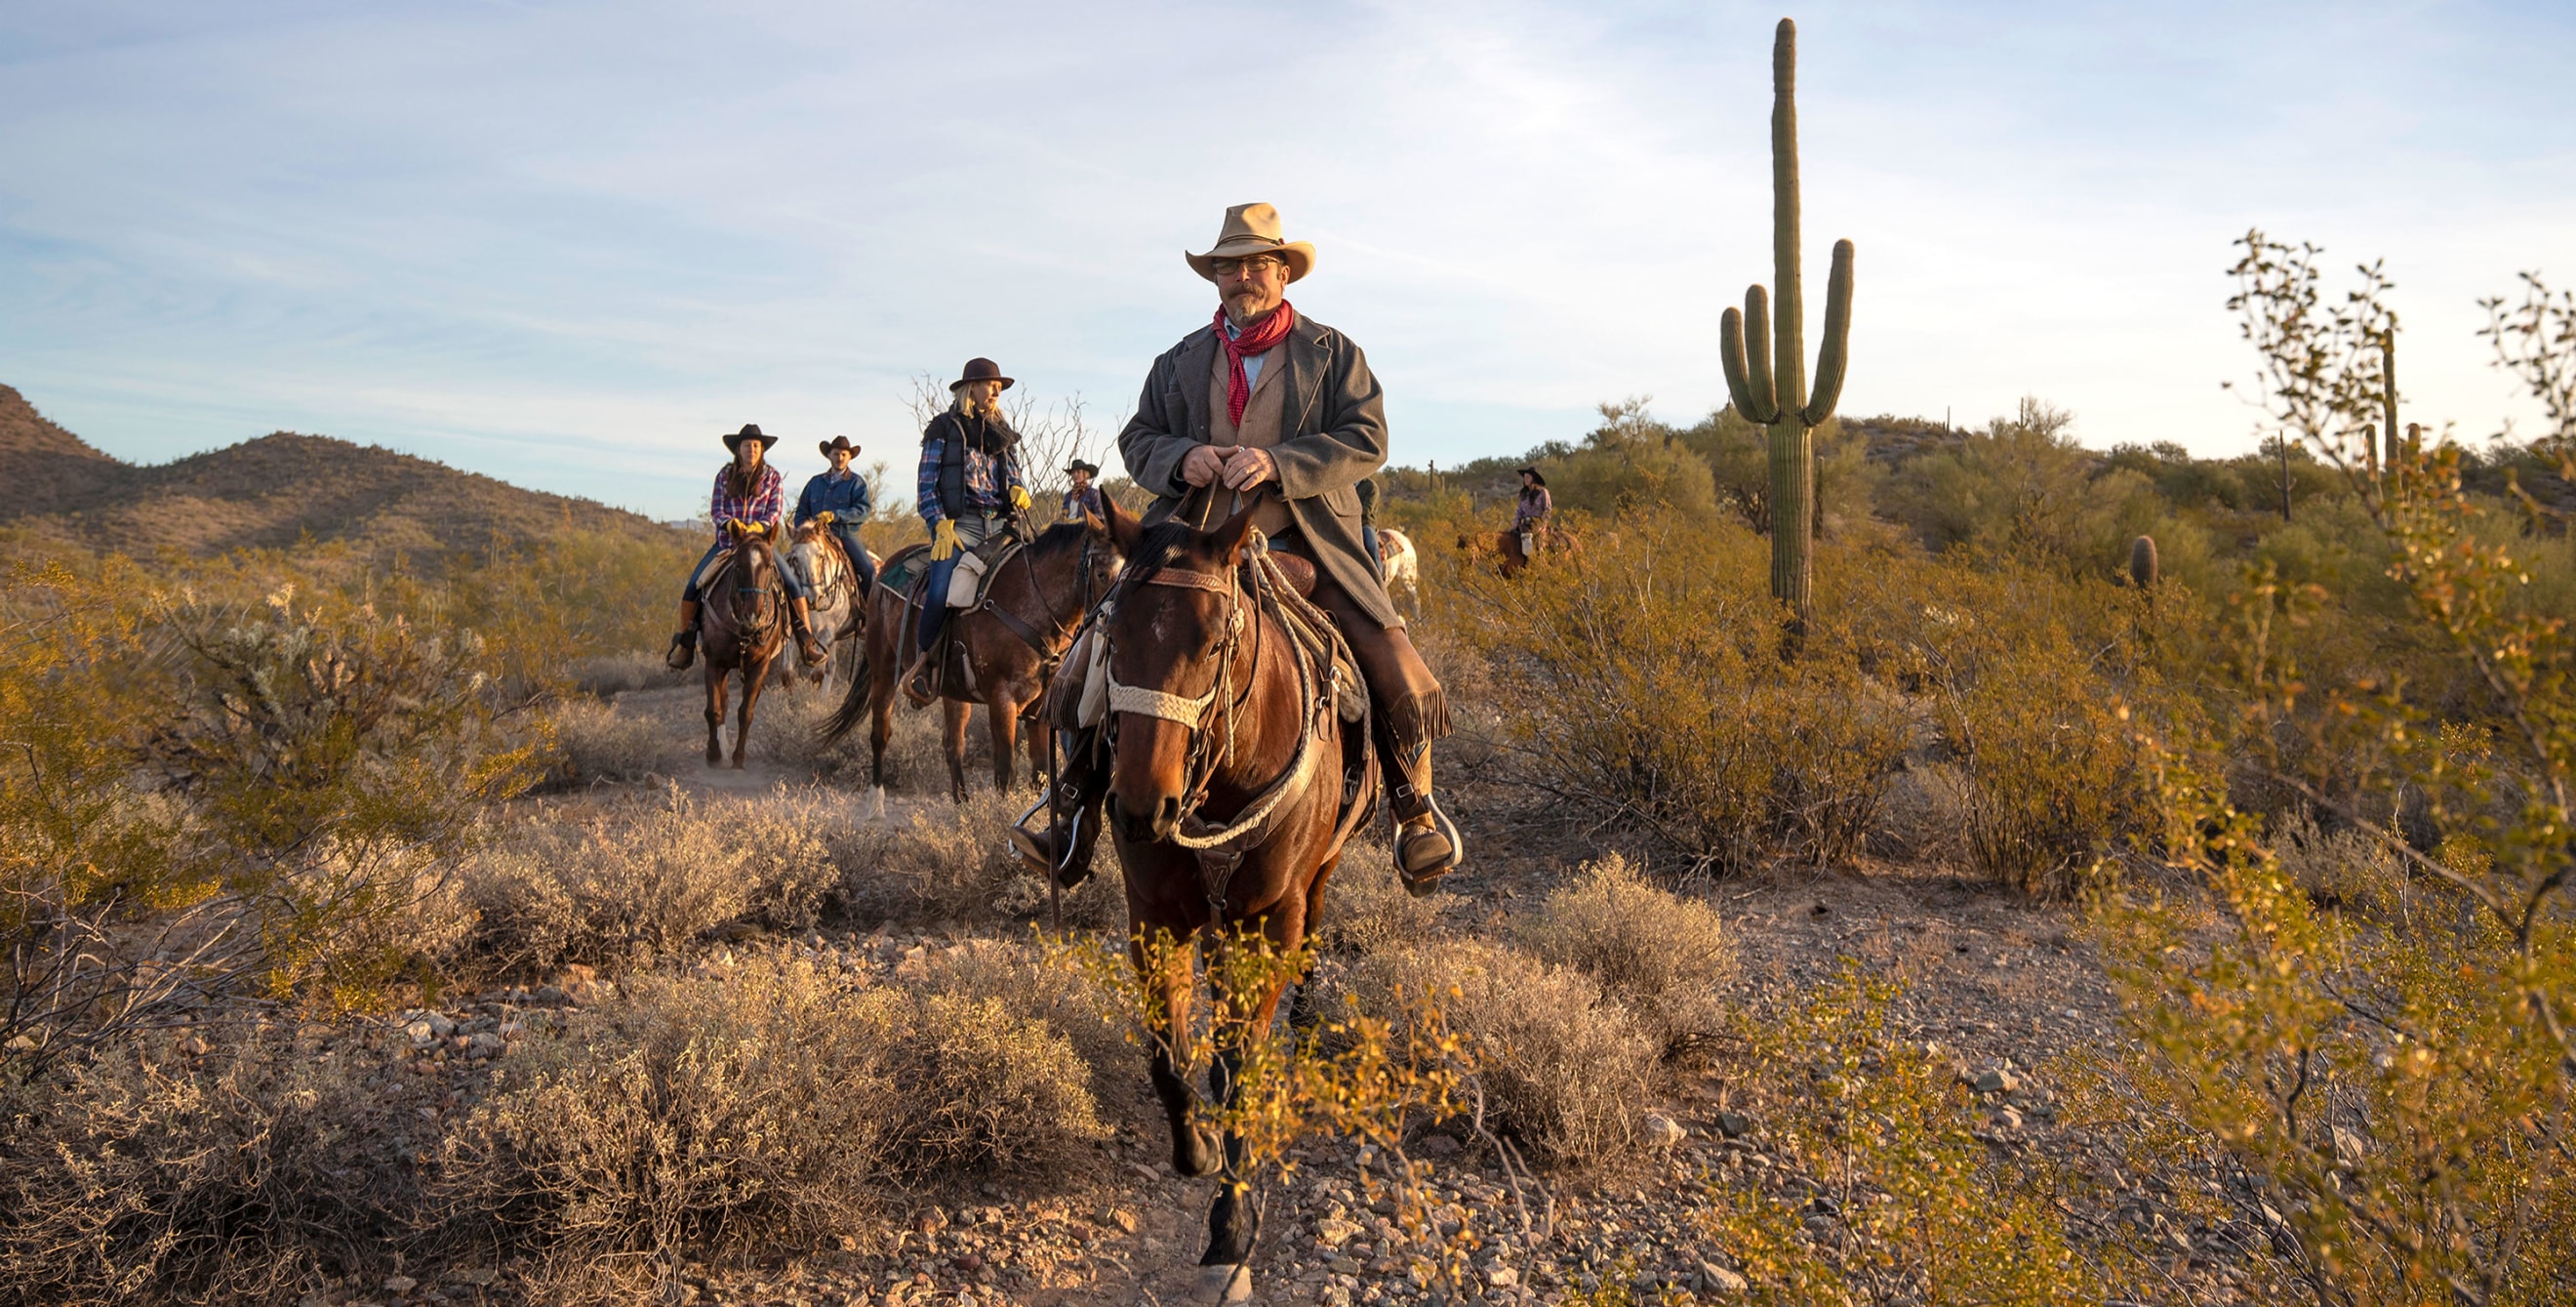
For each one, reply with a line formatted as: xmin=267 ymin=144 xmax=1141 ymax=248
xmin=1185 ymin=202 xmax=1315 ymax=284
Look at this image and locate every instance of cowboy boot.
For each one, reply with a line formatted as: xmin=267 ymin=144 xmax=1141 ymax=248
xmin=789 ymin=597 xmax=828 ymax=665
xmin=1380 ymin=723 xmax=1464 ymax=896
xmin=665 ymin=600 xmax=701 ymax=671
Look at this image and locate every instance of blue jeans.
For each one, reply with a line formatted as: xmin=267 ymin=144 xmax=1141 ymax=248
xmin=828 ymin=524 xmax=879 ymax=593
xmin=682 ymin=541 xmax=808 ymax=604
xmin=917 ymin=513 xmax=997 ymax=652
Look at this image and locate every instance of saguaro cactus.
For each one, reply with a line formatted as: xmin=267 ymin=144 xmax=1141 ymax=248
xmin=1720 ymin=18 xmax=1854 ymax=627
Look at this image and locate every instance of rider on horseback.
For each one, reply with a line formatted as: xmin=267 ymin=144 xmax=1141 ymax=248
xmin=1019 ymin=202 xmax=1466 ymax=894
xmin=1513 ymin=467 xmax=1551 ymax=556
xmin=902 ymin=357 xmax=1032 ymax=706
xmin=667 ymin=424 xmax=829 ymax=671
xmin=796 ymin=434 xmax=879 ymax=596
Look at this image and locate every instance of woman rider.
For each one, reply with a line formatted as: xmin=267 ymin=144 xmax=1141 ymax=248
xmin=903 ymin=357 xmax=1030 ymax=704
xmin=667 ymin=423 xmax=830 ymax=670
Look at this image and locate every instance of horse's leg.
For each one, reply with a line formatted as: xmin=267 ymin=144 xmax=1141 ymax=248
xmin=942 ymin=699 xmax=970 ymax=802
xmin=986 ymin=690 xmax=1019 ymax=794
xmin=1134 ymin=923 xmax=1222 ymax=1179
xmin=869 ymin=659 xmax=896 ymax=792
xmin=1199 ymin=913 xmax=1301 ymax=1287
xmin=1288 ymin=851 xmax=1344 ymax=1036
xmin=734 ymin=653 xmax=771 ymax=769
xmin=704 ymin=662 xmax=727 ymax=766
xmin=1025 ymin=713 xmax=1053 ymax=800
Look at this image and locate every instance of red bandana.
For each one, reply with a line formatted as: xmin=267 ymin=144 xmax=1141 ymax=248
xmin=1214 ymin=301 xmax=1297 ymax=426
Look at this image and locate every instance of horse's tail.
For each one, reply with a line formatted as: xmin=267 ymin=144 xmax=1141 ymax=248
xmin=821 ymin=639 xmax=872 ymax=744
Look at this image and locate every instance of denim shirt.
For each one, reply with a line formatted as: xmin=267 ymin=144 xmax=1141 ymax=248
xmin=795 ymin=469 xmax=872 ymax=525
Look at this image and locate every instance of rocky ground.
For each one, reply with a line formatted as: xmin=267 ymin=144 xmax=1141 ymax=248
xmin=287 ymin=688 xmax=2267 ymax=1307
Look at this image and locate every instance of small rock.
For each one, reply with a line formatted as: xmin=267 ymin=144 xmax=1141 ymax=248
xmin=2332 ymin=1124 xmax=2368 ymax=1167
xmin=1641 ymin=1112 xmax=1687 ymax=1150
xmin=404 ymin=1020 xmax=437 ymax=1046
xmin=1992 ymin=1106 xmax=2024 ymax=1130
xmin=1414 ymin=1132 xmax=1461 ymax=1159
xmin=1713 ymin=1111 xmax=1751 ymax=1138
xmin=382 ymin=1275 xmax=418 ymax=1293
xmin=467 ymin=1032 xmax=506 ymax=1058
xmin=1700 ymin=1262 xmax=1749 ymax=1294
xmin=533 ymin=984 xmax=572 ymax=1005
xmin=1314 ymin=1217 xmax=1361 ymax=1247
xmin=445 ymin=1267 xmax=498 ymax=1287
xmin=1107 ymin=1208 xmax=1140 ymax=1234
xmin=1486 ymin=1265 xmax=1519 ymax=1288
xmin=1972 ymin=1067 xmax=2021 ymax=1094
xmin=951 ymin=1253 xmax=985 ymax=1273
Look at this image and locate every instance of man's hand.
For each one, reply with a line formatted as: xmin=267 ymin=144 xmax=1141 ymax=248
xmin=930 ymin=519 xmax=960 ymax=561
xmin=1220 ymin=446 xmax=1277 ymax=491
xmin=1007 ymin=485 xmax=1032 ymax=511
xmin=1182 ymin=444 xmax=1231 ymax=488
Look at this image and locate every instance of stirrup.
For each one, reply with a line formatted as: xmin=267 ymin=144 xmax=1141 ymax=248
xmin=664 ymin=630 xmax=697 ymax=672
xmin=1009 ymin=795 xmax=1093 ymax=889
xmin=1394 ymin=801 xmax=1465 ymax=897
xmin=900 ymin=649 xmax=938 ymax=706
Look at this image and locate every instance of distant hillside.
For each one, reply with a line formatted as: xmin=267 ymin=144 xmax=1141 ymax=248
xmin=0 ymin=384 xmax=688 ymax=559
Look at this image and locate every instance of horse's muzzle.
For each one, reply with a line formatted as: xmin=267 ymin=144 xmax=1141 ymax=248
xmin=1108 ymin=793 xmax=1182 ymax=845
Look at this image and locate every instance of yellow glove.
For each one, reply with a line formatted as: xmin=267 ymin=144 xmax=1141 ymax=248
xmin=1008 ymin=485 xmax=1032 ymax=511
xmin=931 ymin=518 xmax=960 ymax=561
xmin=815 ymin=510 xmax=836 ymax=525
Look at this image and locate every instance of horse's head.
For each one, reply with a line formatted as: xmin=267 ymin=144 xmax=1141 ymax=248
xmin=725 ymin=535 xmax=784 ymax=628
xmin=1099 ymin=499 xmax=1257 ymax=846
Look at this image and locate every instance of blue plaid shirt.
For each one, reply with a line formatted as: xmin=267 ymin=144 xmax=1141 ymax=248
xmin=916 ymin=428 xmax=1026 ymax=525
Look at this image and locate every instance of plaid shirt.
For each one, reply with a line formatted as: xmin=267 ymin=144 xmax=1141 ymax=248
xmin=916 ymin=429 xmax=1026 ymax=525
xmin=708 ymin=463 xmax=785 ymax=540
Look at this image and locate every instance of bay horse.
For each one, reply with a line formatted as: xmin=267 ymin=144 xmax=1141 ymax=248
xmin=697 ymin=529 xmax=790 ymax=768
xmin=820 ymin=512 xmax=1124 ymax=801
xmin=1091 ymin=499 xmax=1375 ymax=1302
xmin=1458 ymin=524 xmax=1579 ymax=578
xmin=784 ymin=520 xmax=874 ymax=687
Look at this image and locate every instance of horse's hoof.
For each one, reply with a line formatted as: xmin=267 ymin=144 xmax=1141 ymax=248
xmin=868 ymin=786 xmax=888 ymax=821
xmin=1192 ymin=1263 xmax=1252 ymax=1305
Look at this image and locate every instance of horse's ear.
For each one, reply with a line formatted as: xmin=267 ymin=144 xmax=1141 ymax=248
xmin=1209 ymin=495 xmax=1259 ymax=563
xmin=1097 ymin=493 xmax=1142 ymax=554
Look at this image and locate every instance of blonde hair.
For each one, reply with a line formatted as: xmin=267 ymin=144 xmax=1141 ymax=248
xmin=952 ymin=383 xmax=1001 ymax=421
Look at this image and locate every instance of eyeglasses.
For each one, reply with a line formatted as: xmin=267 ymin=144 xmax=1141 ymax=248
xmin=1209 ymin=257 xmax=1281 ymax=278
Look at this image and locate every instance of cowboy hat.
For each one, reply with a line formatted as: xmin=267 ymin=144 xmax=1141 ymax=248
xmin=1185 ymin=202 xmax=1315 ymax=284
xmin=1065 ymin=460 xmax=1101 ymax=476
xmin=722 ymin=424 xmax=780 ymax=451
xmin=819 ymin=434 xmax=861 ymax=458
xmin=948 ymin=357 xmax=1015 ymax=392
xmin=1517 ymin=467 xmax=1548 ymax=486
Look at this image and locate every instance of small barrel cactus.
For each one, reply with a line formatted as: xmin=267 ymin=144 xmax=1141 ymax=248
xmin=2129 ymin=535 xmax=2159 ymax=589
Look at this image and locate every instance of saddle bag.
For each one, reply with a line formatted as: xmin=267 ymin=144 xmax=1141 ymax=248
xmin=946 ymin=549 xmax=989 ymax=609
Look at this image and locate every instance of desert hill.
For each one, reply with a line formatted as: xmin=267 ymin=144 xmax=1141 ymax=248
xmin=0 ymin=384 xmax=687 ymax=559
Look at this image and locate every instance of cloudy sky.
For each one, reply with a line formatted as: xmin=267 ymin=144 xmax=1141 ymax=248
xmin=4 ymin=1 xmax=2570 ymax=519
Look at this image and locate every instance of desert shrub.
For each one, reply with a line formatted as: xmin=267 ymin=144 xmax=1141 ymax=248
xmin=1534 ymin=400 xmax=1723 ymax=526
xmin=914 ymin=937 xmax=1131 ymax=1077
xmin=1312 ymin=835 xmax=1440 ymax=956
xmin=1344 ymin=939 xmax=1654 ymax=1165
xmin=1509 ymin=854 xmax=1731 ymax=1051
xmin=545 ymin=697 xmax=671 ymax=784
xmin=830 ymin=789 xmax=1025 ymax=922
xmin=1444 ymin=511 xmax=1906 ymax=874
xmin=453 ymin=953 xmax=1103 ymax=1296
xmin=0 ymin=1023 xmax=442 ymax=1305
xmin=1 ymin=567 xmax=541 ymax=1072
xmin=455 ymin=788 xmax=838 ymax=974
xmin=1703 ymin=963 xmax=2115 ymax=1302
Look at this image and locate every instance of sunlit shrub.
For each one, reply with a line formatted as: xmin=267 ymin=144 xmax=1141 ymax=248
xmin=1510 ymin=853 xmax=1732 ymax=1052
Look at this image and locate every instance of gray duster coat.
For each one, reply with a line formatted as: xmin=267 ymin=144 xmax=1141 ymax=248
xmin=1117 ymin=313 xmax=1402 ymax=628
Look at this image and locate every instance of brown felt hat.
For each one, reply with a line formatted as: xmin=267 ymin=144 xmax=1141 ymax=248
xmin=948 ymin=357 xmax=1014 ymax=392
xmin=820 ymin=435 xmax=860 ymax=458
xmin=1185 ymin=202 xmax=1315 ymax=284
xmin=1066 ymin=460 xmax=1100 ymax=476
xmin=722 ymin=423 xmax=779 ymax=451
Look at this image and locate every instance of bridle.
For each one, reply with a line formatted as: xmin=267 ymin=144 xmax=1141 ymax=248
xmin=727 ymin=535 xmax=783 ymax=632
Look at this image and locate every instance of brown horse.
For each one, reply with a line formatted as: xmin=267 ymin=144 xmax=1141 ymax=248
xmin=1091 ymin=501 xmax=1375 ymax=1302
xmin=1458 ymin=524 xmax=1580 ymax=578
xmin=821 ymin=514 xmax=1125 ymax=801
xmin=697 ymin=531 xmax=790 ymax=768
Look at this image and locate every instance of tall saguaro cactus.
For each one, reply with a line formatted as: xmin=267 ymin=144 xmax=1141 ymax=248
xmin=1720 ymin=18 xmax=1855 ymax=627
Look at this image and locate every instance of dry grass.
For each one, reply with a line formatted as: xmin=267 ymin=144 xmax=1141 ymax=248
xmin=1510 ymin=853 xmax=1733 ymax=1052
xmin=449 ymin=951 xmax=1106 ymax=1300
xmin=1312 ymin=835 xmax=1441 ymax=955
xmin=454 ymin=787 xmax=842 ymax=974
xmin=546 ymin=697 xmax=674 ymax=784
xmin=1344 ymin=939 xmax=1656 ymax=1166
xmin=830 ymin=789 xmax=1026 ymax=923
xmin=0 ymin=1024 xmax=443 ymax=1307
xmin=569 ymin=651 xmax=685 ymax=698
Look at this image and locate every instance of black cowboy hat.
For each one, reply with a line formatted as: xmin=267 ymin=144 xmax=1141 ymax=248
xmin=819 ymin=434 xmax=861 ymax=458
xmin=723 ymin=424 xmax=780 ymax=451
xmin=1517 ymin=467 xmax=1548 ymax=486
xmin=1065 ymin=460 xmax=1100 ymax=476
xmin=947 ymin=357 xmax=1015 ymax=392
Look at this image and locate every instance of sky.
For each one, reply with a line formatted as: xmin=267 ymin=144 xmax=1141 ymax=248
xmin=3 ymin=0 xmax=2572 ymax=521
